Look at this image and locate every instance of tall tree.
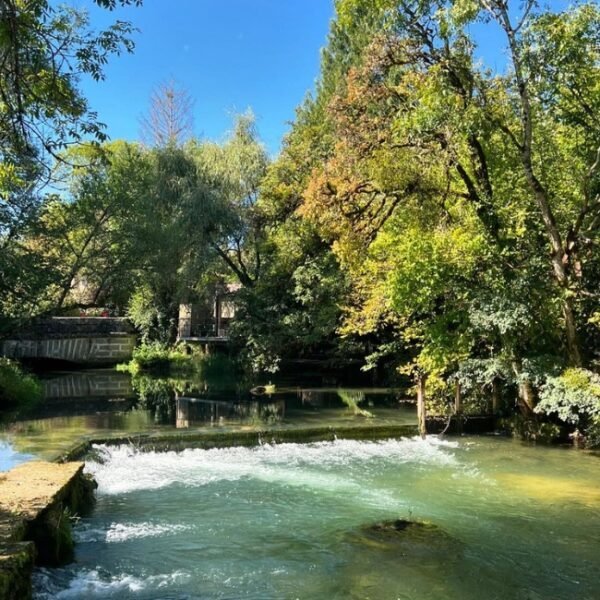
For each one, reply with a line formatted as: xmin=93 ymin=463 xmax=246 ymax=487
xmin=285 ymin=0 xmax=600 ymax=408
xmin=192 ymin=112 xmax=268 ymax=288
xmin=139 ymin=80 xmax=195 ymax=147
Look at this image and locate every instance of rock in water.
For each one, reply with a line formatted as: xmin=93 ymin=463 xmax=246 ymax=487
xmin=347 ymin=519 xmax=462 ymax=563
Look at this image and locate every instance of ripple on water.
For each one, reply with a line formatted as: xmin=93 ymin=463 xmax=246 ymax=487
xmin=74 ymin=521 xmax=194 ymax=543
xmin=33 ymin=568 xmax=191 ymax=599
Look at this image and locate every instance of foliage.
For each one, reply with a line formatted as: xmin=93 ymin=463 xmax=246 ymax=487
xmin=0 ymin=0 xmax=140 ymax=326
xmin=289 ymin=0 xmax=600 ymax=412
xmin=0 ymin=358 xmax=42 ymax=409
xmin=117 ymin=342 xmax=194 ymax=374
xmin=191 ymin=111 xmax=269 ymax=288
xmin=535 ymin=369 xmax=600 ymax=426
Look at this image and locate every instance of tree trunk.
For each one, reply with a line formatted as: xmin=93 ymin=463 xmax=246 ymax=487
xmin=517 ymin=380 xmax=536 ymax=416
xmin=417 ymin=375 xmax=427 ymax=439
xmin=492 ymin=379 xmax=501 ymax=414
xmin=454 ymin=381 xmax=462 ymax=415
xmin=562 ymin=295 xmax=582 ymax=367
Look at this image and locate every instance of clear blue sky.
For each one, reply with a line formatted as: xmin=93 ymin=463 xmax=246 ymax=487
xmin=75 ymin=0 xmax=573 ymax=156
xmin=76 ymin=0 xmax=335 ymax=156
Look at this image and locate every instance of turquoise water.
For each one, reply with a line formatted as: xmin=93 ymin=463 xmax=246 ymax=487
xmin=0 ymin=440 xmax=33 ymax=470
xmin=33 ymin=436 xmax=600 ymax=599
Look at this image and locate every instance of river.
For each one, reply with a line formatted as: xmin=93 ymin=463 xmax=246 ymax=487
xmin=1 ymin=369 xmax=598 ymax=599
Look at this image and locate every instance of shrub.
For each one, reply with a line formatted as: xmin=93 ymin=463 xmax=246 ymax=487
xmin=0 ymin=358 xmax=42 ymax=409
xmin=535 ymin=368 xmax=600 ymax=447
xmin=535 ymin=368 xmax=600 ymax=424
xmin=117 ymin=342 xmax=194 ymax=374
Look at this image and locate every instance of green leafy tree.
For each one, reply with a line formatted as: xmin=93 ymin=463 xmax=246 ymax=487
xmin=0 ymin=0 xmax=140 ymax=326
xmin=290 ymin=0 xmax=600 ymax=413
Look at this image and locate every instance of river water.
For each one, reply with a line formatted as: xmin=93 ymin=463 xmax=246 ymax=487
xmin=1 ymin=369 xmax=598 ymax=598
xmin=0 ymin=369 xmax=415 ymax=462
xmin=32 ymin=436 xmax=600 ymax=599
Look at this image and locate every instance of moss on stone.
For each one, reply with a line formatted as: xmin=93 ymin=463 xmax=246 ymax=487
xmin=26 ymin=504 xmax=74 ymax=566
xmin=0 ymin=541 xmax=35 ymax=599
xmin=71 ymin=424 xmax=419 ymax=458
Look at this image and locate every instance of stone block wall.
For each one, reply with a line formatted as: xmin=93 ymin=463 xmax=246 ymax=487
xmin=0 ymin=334 xmax=136 ymax=366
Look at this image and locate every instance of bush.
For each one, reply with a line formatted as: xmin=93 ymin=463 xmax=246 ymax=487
xmin=535 ymin=368 xmax=600 ymax=447
xmin=0 ymin=358 xmax=42 ymax=409
xmin=117 ymin=342 xmax=195 ymax=374
xmin=535 ymin=368 xmax=600 ymax=424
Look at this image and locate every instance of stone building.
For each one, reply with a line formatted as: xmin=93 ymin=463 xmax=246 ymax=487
xmin=177 ymin=283 xmax=240 ymax=340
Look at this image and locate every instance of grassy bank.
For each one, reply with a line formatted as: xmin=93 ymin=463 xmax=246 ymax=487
xmin=116 ymin=342 xmax=199 ymax=375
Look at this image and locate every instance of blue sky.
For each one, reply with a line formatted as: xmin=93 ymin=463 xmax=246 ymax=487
xmin=75 ymin=0 xmax=573 ymax=156
xmin=77 ymin=0 xmax=335 ymax=156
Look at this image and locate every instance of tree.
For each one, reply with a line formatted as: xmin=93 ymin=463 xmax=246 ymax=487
xmin=139 ymin=80 xmax=195 ymax=147
xmin=34 ymin=142 xmax=152 ymax=310
xmin=0 ymin=0 xmax=140 ymax=326
xmin=191 ymin=112 xmax=268 ymax=288
xmin=284 ymin=0 xmax=600 ymax=412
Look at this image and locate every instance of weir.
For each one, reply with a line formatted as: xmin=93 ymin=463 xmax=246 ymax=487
xmin=0 ymin=461 xmax=96 ymax=599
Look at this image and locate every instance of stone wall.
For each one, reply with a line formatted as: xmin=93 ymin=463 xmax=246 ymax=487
xmin=0 ymin=335 xmax=136 ymax=366
xmin=7 ymin=317 xmax=135 ymax=339
xmin=0 ymin=317 xmax=137 ymax=365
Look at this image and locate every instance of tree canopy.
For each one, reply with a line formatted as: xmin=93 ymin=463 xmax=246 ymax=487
xmin=1 ymin=0 xmax=599 ymax=442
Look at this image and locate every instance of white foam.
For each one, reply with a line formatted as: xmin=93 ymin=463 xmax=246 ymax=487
xmin=74 ymin=521 xmax=192 ymax=543
xmin=33 ymin=568 xmax=190 ymax=599
xmin=86 ymin=436 xmax=459 ymax=496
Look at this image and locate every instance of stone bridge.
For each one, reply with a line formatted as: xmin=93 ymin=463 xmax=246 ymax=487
xmin=0 ymin=317 xmax=137 ymax=366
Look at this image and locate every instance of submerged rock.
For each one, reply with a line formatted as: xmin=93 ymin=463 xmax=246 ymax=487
xmin=369 ymin=519 xmax=430 ymax=532
xmin=347 ymin=518 xmax=462 ymax=561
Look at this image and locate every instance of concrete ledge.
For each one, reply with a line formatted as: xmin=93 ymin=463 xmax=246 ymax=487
xmin=0 ymin=461 xmax=96 ymax=598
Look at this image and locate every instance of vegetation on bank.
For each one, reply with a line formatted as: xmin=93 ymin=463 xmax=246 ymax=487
xmin=117 ymin=342 xmax=237 ymax=378
xmin=0 ymin=359 xmax=41 ymax=410
xmin=116 ymin=343 xmax=196 ymax=375
xmin=0 ymin=1 xmax=599 ymax=445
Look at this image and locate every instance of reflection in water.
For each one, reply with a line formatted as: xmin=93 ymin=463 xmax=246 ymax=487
xmin=42 ymin=371 xmax=133 ymax=400
xmin=0 ymin=368 xmax=415 ymax=463
xmin=0 ymin=440 xmax=34 ymax=471
xmin=175 ymin=396 xmax=286 ymax=429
